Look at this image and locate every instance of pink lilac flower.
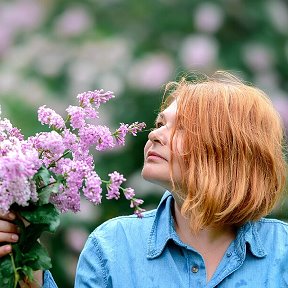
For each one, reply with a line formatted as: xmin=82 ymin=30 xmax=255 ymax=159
xmin=0 ymin=137 xmax=41 ymax=213
xmin=83 ymin=171 xmax=102 ymax=204
xmin=62 ymin=129 xmax=78 ymax=152
xmin=0 ymin=144 xmax=41 ymax=181
xmin=123 ymin=187 xmax=135 ymax=200
xmin=114 ymin=123 xmax=129 ymax=146
xmin=79 ymin=125 xmax=114 ymax=151
xmin=30 ymin=131 xmax=65 ymax=156
xmin=66 ymin=105 xmax=86 ymax=129
xmin=130 ymin=198 xmax=144 ymax=208
xmin=38 ymin=105 xmax=65 ymax=130
xmin=128 ymin=122 xmax=146 ymax=136
xmin=9 ymin=127 xmax=24 ymax=141
xmin=77 ymin=89 xmax=115 ymax=109
xmin=50 ymin=185 xmax=81 ymax=213
xmin=134 ymin=207 xmax=146 ymax=218
xmin=0 ymin=187 xmax=13 ymax=214
xmin=106 ymin=171 xmax=126 ymax=200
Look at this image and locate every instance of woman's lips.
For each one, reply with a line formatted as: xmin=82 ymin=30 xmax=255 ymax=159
xmin=146 ymin=151 xmax=167 ymax=161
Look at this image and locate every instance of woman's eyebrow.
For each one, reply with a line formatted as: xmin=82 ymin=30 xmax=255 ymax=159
xmin=155 ymin=113 xmax=165 ymax=123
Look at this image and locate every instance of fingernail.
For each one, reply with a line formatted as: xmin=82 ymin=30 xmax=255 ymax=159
xmin=11 ymin=234 xmax=19 ymax=241
xmin=8 ymin=213 xmax=15 ymax=220
xmin=5 ymin=245 xmax=12 ymax=252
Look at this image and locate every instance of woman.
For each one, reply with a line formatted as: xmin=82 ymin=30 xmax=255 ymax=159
xmin=1 ymin=71 xmax=287 ymax=287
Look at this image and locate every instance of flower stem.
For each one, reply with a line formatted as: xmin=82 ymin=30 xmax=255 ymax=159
xmin=47 ymin=150 xmax=71 ymax=169
xmin=10 ymin=252 xmax=19 ymax=288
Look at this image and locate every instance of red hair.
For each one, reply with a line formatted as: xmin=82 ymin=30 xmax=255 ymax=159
xmin=163 ymin=71 xmax=287 ymax=232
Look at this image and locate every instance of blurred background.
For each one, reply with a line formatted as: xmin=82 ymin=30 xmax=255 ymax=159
xmin=0 ymin=0 xmax=288 ymax=286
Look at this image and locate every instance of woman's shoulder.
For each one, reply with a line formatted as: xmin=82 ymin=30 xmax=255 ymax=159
xmin=257 ymin=218 xmax=288 ymax=229
xmin=89 ymin=209 xmax=157 ymax=243
xmin=255 ymin=218 xmax=288 ymax=242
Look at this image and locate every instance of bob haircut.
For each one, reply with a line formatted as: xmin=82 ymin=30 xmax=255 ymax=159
xmin=162 ymin=71 xmax=287 ymax=233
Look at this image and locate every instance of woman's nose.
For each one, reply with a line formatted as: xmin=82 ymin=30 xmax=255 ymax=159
xmin=148 ymin=129 xmax=165 ymax=145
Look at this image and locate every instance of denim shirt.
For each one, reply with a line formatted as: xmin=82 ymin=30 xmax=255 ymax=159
xmin=44 ymin=191 xmax=288 ymax=287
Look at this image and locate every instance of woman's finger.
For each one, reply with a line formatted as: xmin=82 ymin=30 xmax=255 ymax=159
xmin=0 ymin=212 xmax=16 ymax=221
xmin=0 ymin=220 xmax=19 ymax=233
xmin=0 ymin=244 xmax=12 ymax=257
xmin=0 ymin=231 xmax=19 ymax=243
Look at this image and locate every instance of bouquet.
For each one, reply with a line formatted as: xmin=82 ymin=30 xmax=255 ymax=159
xmin=0 ymin=89 xmax=145 ymax=287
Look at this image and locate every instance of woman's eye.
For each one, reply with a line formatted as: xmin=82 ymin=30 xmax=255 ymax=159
xmin=155 ymin=122 xmax=164 ymax=128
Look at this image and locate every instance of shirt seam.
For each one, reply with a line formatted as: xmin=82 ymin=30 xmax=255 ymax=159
xmin=258 ymin=218 xmax=288 ymax=226
xmin=90 ymin=236 xmax=109 ymax=288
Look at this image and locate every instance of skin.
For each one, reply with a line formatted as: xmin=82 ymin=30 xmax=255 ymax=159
xmin=0 ymin=212 xmax=19 ymax=257
xmin=141 ymin=100 xmax=183 ymax=190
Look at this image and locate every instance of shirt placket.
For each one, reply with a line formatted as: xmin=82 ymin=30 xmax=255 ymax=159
xmin=184 ymin=248 xmax=207 ymax=287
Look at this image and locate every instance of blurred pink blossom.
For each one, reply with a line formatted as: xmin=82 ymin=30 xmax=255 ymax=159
xmin=65 ymin=227 xmax=89 ymax=252
xmin=127 ymin=53 xmax=174 ymax=90
xmin=272 ymin=95 xmax=288 ymax=131
xmin=0 ymin=0 xmax=43 ymax=31
xmin=194 ymin=3 xmax=224 ymax=33
xmin=54 ymin=6 xmax=93 ymax=37
xmin=179 ymin=35 xmax=219 ymax=69
xmin=242 ymin=43 xmax=275 ymax=72
xmin=0 ymin=26 xmax=13 ymax=55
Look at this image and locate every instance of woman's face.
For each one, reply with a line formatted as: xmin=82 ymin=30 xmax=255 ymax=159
xmin=141 ymin=101 xmax=184 ymax=191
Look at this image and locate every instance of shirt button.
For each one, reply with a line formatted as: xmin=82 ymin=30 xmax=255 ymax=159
xmin=226 ymin=252 xmax=232 ymax=257
xmin=191 ymin=265 xmax=199 ymax=273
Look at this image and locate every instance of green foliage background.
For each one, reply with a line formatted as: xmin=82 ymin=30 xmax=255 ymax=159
xmin=0 ymin=0 xmax=288 ymax=286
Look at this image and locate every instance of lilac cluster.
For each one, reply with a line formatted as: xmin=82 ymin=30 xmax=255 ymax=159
xmin=114 ymin=122 xmax=146 ymax=146
xmin=0 ymin=114 xmax=41 ymax=213
xmin=0 ymin=89 xmax=146 ymax=217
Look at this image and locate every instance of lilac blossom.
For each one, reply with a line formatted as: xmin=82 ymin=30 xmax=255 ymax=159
xmin=123 ymin=187 xmax=135 ymax=200
xmin=77 ymin=89 xmax=115 ymax=109
xmin=83 ymin=171 xmax=102 ymax=204
xmin=114 ymin=123 xmax=129 ymax=145
xmin=79 ymin=124 xmax=114 ymax=151
xmin=38 ymin=105 xmax=65 ymax=130
xmin=50 ymin=185 xmax=81 ymax=213
xmin=106 ymin=171 xmax=126 ymax=200
xmin=62 ymin=128 xmax=78 ymax=151
xmin=0 ymin=88 xmax=145 ymax=217
xmin=66 ymin=105 xmax=86 ymax=129
xmin=127 ymin=122 xmax=146 ymax=136
xmin=114 ymin=122 xmax=146 ymax=145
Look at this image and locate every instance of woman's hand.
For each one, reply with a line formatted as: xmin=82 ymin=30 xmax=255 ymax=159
xmin=0 ymin=213 xmax=43 ymax=287
xmin=0 ymin=212 xmax=19 ymax=257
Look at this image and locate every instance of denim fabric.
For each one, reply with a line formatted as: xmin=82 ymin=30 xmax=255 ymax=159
xmin=44 ymin=191 xmax=288 ymax=287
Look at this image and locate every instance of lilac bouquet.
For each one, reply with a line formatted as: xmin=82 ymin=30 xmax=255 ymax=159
xmin=0 ymin=90 xmax=145 ymax=287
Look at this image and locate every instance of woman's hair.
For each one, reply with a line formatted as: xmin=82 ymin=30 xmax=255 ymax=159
xmin=162 ymin=71 xmax=287 ymax=233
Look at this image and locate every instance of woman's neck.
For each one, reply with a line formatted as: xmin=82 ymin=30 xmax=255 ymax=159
xmin=173 ymin=201 xmax=236 ymax=248
xmin=172 ymin=201 xmax=236 ymax=282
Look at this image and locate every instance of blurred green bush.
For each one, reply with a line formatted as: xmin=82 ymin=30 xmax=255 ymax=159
xmin=0 ymin=0 xmax=287 ymax=286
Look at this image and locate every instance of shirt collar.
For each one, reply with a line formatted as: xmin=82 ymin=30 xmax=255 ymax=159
xmin=147 ymin=191 xmax=267 ymax=260
xmin=233 ymin=221 xmax=267 ymax=259
xmin=147 ymin=191 xmax=175 ymax=259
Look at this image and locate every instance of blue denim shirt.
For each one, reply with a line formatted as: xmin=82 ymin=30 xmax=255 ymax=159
xmin=44 ymin=191 xmax=288 ymax=287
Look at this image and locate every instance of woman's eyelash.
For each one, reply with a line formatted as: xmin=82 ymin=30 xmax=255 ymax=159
xmin=155 ymin=122 xmax=164 ymax=128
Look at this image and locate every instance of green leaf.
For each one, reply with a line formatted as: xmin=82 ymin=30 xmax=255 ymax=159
xmin=20 ymin=265 xmax=34 ymax=283
xmin=20 ymin=203 xmax=60 ymax=232
xmin=22 ymin=242 xmax=52 ymax=271
xmin=18 ymin=224 xmax=49 ymax=253
xmin=37 ymin=186 xmax=54 ymax=205
xmin=37 ymin=173 xmax=65 ymax=205
xmin=0 ymin=255 xmax=15 ymax=288
xmin=33 ymin=166 xmax=51 ymax=187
